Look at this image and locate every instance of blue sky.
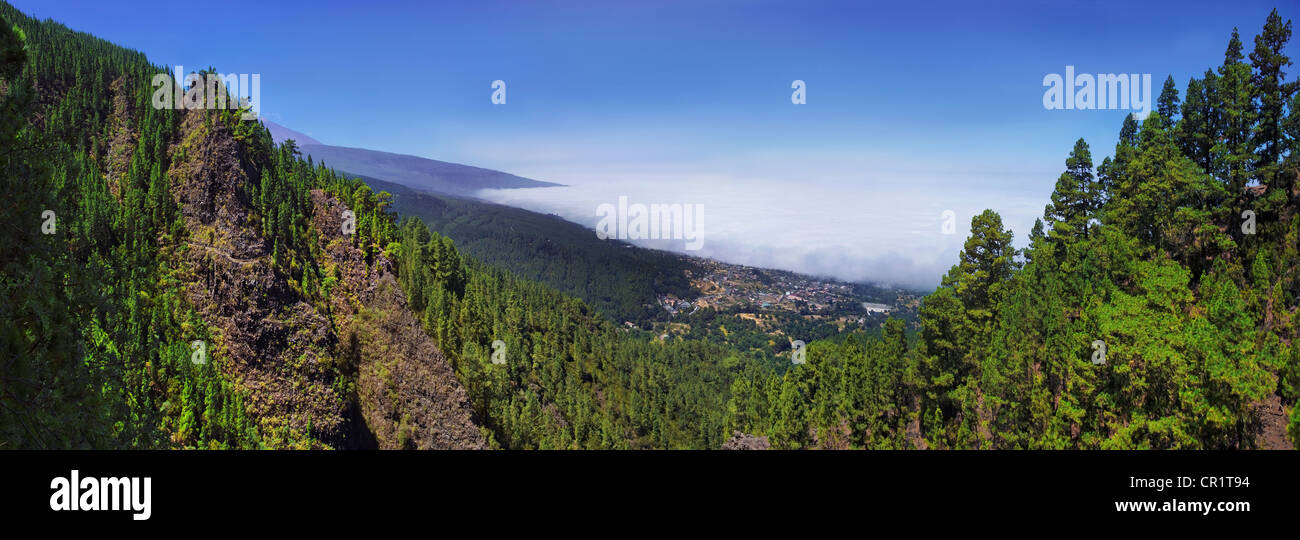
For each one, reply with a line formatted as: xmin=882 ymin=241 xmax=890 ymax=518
xmin=12 ymin=0 xmax=1298 ymax=287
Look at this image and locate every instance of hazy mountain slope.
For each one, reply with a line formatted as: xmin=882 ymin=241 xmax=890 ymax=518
xmin=356 ymin=174 xmax=700 ymax=324
xmin=262 ymin=118 xmax=322 ymax=146
xmin=258 ymin=123 xmax=705 ymax=325
xmin=262 ymin=120 xmax=561 ymax=196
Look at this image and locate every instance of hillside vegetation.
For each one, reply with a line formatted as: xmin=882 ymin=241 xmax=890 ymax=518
xmin=0 ymin=3 xmax=482 ymax=449
xmin=2 ymin=2 xmax=1298 ymax=450
xmin=359 ymin=175 xmax=700 ymax=325
xmin=719 ymin=14 xmax=1300 ymax=449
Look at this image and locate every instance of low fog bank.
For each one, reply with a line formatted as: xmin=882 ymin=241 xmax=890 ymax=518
xmin=478 ymin=174 xmax=1044 ymax=292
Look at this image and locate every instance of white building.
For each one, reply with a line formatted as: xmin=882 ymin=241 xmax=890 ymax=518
xmin=862 ymin=302 xmax=892 ymax=314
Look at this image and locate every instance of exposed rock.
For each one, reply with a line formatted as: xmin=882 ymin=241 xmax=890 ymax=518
xmin=1253 ymin=394 xmax=1292 ymax=450
xmin=166 ymin=109 xmax=483 ymax=449
xmin=169 ymin=111 xmax=349 ymax=447
xmin=311 ymin=190 xmax=485 ymax=449
xmin=721 ymin=431 xmax=770 ymax=450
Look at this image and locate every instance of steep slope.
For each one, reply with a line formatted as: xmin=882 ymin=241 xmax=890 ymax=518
xmin=309 ymin=189 xmax=484 ymax=449
xmin=168 ymin=110 xmax=484 ymax=449
xmin=0 ymin=2 xmax=743 ymax=451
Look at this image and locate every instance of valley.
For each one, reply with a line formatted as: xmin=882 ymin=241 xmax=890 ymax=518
xmin=303 ymin=160 xmax=922 ymax=340
xmin=3 ymin=0 xmax=1298 ymax=453
xmin=665 ymin=254 xmax=918 ymax=323
xmin=646 ymin=254 xmax=920 ymax=348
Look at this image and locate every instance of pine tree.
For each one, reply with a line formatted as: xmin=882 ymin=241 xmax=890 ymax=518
xmin=1045 ymin=138 xmax=1098 ymax=241
xmin=1249 ymin=8 xmax=1294 ymax=188
xmin=1099 ymin=114 xmax=1140 ymax=215
xmin=1157 ymin=75 xmax=1180 ymax=121
xmin=1215 ymin=28 xmax=1257 ymax=195
xmin=1177 ymin=71 xmax=1218 ymax=173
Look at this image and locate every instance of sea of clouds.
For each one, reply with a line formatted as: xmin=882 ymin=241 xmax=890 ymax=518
xmin=477 ymin=170 xmax=1045 ymax=291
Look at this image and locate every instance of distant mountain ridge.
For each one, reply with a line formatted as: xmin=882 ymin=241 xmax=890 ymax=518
xmin=261 ymin=119 xmax=561 ymax=197
xmin=262 ymin=118 xmax=322 ymax=145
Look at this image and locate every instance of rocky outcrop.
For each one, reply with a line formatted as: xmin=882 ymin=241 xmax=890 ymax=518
xmin=169 ymin=111 xmax=351 ymax=448
xmin=311 ymin=190 xmax=485 ymax=449
xmin=166 ymin=109 xmax=482 ymax=449
xmin=721 ymin=431 xmax=770 ymax=450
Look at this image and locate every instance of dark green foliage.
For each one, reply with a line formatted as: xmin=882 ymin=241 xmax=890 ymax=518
xmin=1250 ymin=8 xmax=1293 ymax=181
xmin=726 ymin=12 xmax=1300 ymax=450
xmin=1158 ymin=75 xmax=1181 ymax=121
xmin=0 ymin=5 xmax=258 ymax=448
xmin=1177 ymin=71 xmax=1218 ymax=174
xmin=360 ymin=175 xmax=698 ymax=326
xmin=1045 ymin=138 xmax=1100 ymax=241
xmin=913 ymin=13 xmax=1300 ymax=450
xmin=1216 ymin=28 xmax=1257 ymax=196
xmin=386 ymin=212 xmax=740 ymax=449
xmin=4 ymin=2 xmax=1298 ymax=451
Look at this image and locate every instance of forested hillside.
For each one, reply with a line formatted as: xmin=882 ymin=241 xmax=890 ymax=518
xmin=717 ymin=12 xmax=1300 ymax=449
xmin=2 ymin=1 xmax=1298 ymax=450
xmin=0 ymin=2 xmax=484 ymax=449
xmin=357 ymin=175 xmax=699 ymax=325
xmin=929 ymin=14 xmax=1300 ymax=449
xmin=0 ymin=1 xmax=750 ymax=450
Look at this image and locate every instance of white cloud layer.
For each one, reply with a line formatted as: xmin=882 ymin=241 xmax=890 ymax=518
xmin=478 ymin=170 xmax=1045 ymax=291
